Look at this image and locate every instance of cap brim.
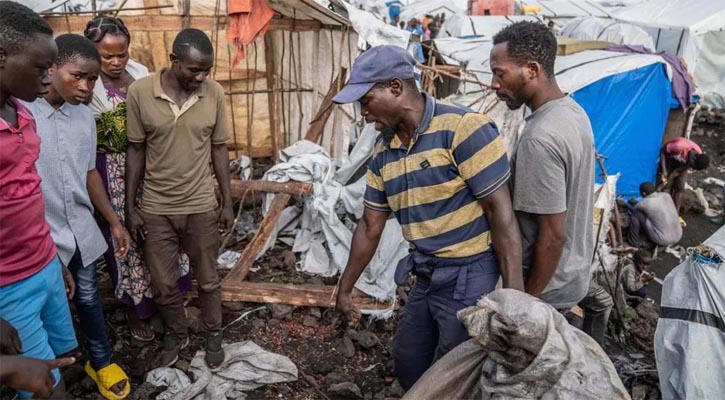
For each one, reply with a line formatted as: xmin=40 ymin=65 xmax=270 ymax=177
xmin=332 ymin=82 xmax=376 ymax=104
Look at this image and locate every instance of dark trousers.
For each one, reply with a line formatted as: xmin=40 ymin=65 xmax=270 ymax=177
xmin=141 ymin=210 xmax=222 ymax=339
xmin=392 ymin=255 xmax=500 ymax=390
xmin=628 ymin=209 xmax=653 ymax=248
xmin=66 ymin=247 xmax=112 ymax=369
xmin=578 ymin=279 xmax=613 ymax=347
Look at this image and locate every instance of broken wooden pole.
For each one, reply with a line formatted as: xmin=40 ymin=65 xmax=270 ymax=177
xmin=222 ymin=193 xmax=292 ymax=284
xmin=305 ymin=67 xmax=347 ymax=143
xmin=219 ymin=282 xmax=395 ymax=310
xmin=228 ymin=179 xmax=313 ymax=198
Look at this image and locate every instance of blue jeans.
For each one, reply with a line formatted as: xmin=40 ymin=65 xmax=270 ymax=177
xmin=0 ymin=256 xmax=77 ymax=399
xmin=67 ymin=247 xmax=112 ymax=369
xmin=392 ymin=251 xmax=500 ymax=390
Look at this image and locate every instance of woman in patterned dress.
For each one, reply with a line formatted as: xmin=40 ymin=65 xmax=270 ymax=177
xmin=85 ymin=16 xmax=191 ymax=341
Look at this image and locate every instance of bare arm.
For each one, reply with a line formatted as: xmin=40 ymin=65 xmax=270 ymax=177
xmin=525 ymin=212 xmax=566 ymax=297
xmin=336 ymin=207 xmax=390 ymax=325
xmin=478 ymin=185 xmax=524 ymax=290
xmin=211 ymin=143 xmax=233 ymax=235
xmin=87 ymin=169 xmax=129 ymax=257
xmin=125 ymin=141 xmax=146 ymax=242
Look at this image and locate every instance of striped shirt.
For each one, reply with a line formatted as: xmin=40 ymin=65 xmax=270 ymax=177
xmin=364 ymin=94 xmax=510 ymax=258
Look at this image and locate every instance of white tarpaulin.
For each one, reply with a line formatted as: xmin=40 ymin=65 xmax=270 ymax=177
xmin=438 ymin=15 xmax=544 ymax=38
xmin=613 ymin=0 xmax=725 ymax=108
xmin=403 ymin=289 xmax=630 ymax=399
xmin=259 ymin=133 xmax=408 ymax=305
xmin=561 ymin=16 xmax=655 ymax=49
xmin=146 ymin=342 xmax=298 ymax=400
xmin=398 ymin=0 xmax=466 ymax=22
xmin=655 ymin=227 xmax=725 ymax=399
xmin=516 ymin=0 xmax=614 ymax=27
xmin=338 ymin=0 xmax=412 ymax=49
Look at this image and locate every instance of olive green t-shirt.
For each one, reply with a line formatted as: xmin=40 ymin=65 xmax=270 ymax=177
xmin=126 ymin=69 xmax=230 ymax=214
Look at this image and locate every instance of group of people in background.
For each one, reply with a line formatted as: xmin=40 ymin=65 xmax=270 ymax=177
xmin=0 ymin=1 xmax=231 ymax=398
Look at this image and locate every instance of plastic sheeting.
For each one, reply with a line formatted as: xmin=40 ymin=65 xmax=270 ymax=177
xmin=561 ymin=17 xmax=655 ymax=49
xmin=259 ymin=135 xmax=408 ymax=306
xmin=340 ymin=0 xmax=412 ymax=49
xmin=403 ymin=289 xmax=630 ymax=399
xmin=571 ymin=62 xmax=672 ymax=197
xmin=438 ymin=15 xmax=543 ymax=38
xmin=613 ymin=0 xmax=725 ymax=108
xmin=146 ymin=341 xmax=298 ymax=400
xmin=398 ymin=0 xmax=467 ymax=22
xmin=655 ymin=227 xmax=725 ymax=400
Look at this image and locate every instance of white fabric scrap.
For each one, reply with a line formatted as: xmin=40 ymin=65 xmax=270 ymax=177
xmin=146 ymin=341 xmax=297 ymax=400
xmin=258 ymin=134 xmax=408 ymax=305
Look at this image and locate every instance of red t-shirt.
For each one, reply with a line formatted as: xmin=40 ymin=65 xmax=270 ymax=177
xmin=664 ymin=137 xmax=702 ymax=164
xmin=0 ymin=97 xmax=57 ymax=286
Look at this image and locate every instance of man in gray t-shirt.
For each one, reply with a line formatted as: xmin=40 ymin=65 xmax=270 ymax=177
xmin=490 ymin=23 xmax=612 ymax=345
xmin=511 ymin=96 xmax=595 ymax=308
xmin=491 ymin=21 xmax=595 ymax=311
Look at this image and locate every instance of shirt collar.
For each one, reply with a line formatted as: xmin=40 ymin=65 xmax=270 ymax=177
xmin=153 ymin=68 xmax=205 ymax=101
xmin=35 ymin=97 xmax=73 ymax=119
xmin=386 ymin=92 xmax=435 ymax=151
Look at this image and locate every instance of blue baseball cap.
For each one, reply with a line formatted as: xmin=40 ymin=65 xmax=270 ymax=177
xmin=332 ymin=45 xmax=416 ymax=104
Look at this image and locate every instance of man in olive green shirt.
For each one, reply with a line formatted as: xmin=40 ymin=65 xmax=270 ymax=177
xmin=125 ymin=28 xmax=233 ymax=369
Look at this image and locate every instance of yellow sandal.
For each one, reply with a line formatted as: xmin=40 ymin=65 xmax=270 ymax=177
xmin=84 ymin=361 xmax=131 ymax=400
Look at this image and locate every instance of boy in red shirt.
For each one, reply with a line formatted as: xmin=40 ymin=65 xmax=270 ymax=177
xmin=0 ymin=2 xmax=78 ymax=398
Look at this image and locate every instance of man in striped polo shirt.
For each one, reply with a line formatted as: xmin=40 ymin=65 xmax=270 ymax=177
xmin=333 ymin=45 xmax=524 ymax=390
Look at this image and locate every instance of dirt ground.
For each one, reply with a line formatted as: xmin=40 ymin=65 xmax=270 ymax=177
xmin=3 ymin=118 xmax=724 ymax=400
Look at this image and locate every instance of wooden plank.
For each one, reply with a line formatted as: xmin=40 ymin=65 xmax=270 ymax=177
xmin=222 ymin=193 xmax=292 ymax=284
xmin=304 ymin=68 xmax=347 ymax=143
xmin=225 ymin=145 xmax=273 ymax=159
xmin=556 ymin=36 xmax=611 ymax=56
xmin=45 ymin=15 xmax=322 ymax=34
xmin=230 ymin=179 xmax=312 ymax=198
xmin=220 ymin=282 xmax=395 ymax=310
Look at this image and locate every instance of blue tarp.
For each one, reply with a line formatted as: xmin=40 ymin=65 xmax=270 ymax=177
xmin=571 ymin=63 xmax=673 ymax=198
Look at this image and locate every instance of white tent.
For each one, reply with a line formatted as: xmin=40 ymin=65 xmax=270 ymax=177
xmin=561 ymin=17 xmax=655 ymax=49
xmin=398 ymin=0 xmax=466 ymax=22
xmin=438 ymin=14 xmax=544 ymax=38
xmin=613 ymin=0 xmax=725 ymax=108
xmin=516 ymin=0 xmax=614 ymax=26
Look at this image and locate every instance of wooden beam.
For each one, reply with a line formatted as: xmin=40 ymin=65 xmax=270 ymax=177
xmin=222 ymin=193 xmax=292 ymax=284
xmin=44 ymin=15 xmax=322 ymax=33
xmin=304 ymin=68 xmax=347 ymax=143
xmin=230 ymin=179 xmax=312 ymax=198
xmin=226 ymin=145 xmax=273 ymax=159
xmin=220 ymin=282 xmax=395 ymax=310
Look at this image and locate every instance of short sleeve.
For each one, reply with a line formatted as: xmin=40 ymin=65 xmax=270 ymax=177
xmin=125 ymin=85 xmax=145 ymax=143
xmin=513 ymin=138 xmax=567 ymax=214
xmin=211 ymin=84 xmax=231 ymax=144
xmin=363 ymin=156 xmax=391 ymax=212
xmin=451 ymin=113 xmax=511 ymax=199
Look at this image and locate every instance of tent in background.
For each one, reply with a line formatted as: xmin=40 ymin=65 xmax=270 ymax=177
xmin=561 ymin=16 xmax=655 ymax=49
xmin=613 ymin=0 xmax=725 ymax=108
xmin=398 ymin=0 xmax=467 ymax=22
xmin=515 ymin=0 xmax=613 ymax=27
xmin=438 ymin=14 xmax=543 ymax=38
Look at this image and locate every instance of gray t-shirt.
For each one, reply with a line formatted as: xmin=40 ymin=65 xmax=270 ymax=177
xmin=636 ymin=192 xmax=682 ymax=246
xmin=512 ymin=96 xmax=595 ymax=309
